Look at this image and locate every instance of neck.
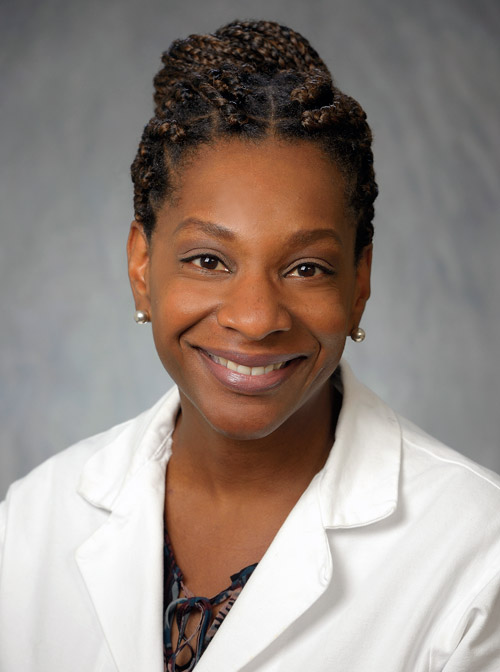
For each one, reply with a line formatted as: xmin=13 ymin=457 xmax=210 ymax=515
xmin=169 ymin=381 xmax=340 ymax=503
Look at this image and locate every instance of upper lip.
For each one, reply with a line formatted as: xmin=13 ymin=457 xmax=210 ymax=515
xmin=195 ymin=346 xmax=307 ymax=368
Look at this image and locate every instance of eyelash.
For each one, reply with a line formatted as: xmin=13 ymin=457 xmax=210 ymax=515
xmin=181 ymin=254 xmax=230 ymax=272
xmin=180 ymin=254 xmax=334 ymax=278
xmin=287 ymin=262 xmax=334 ymax=278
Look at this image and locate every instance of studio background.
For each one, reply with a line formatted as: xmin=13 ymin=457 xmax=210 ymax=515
xmin=1 ymin=0 xmax=499 ymax=499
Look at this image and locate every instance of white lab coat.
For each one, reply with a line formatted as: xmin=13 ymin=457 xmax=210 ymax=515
xmin=1 ymin=362 xmax=500 ymax=671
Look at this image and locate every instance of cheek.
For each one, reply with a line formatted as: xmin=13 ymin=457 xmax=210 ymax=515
xmin=296 ymin=291 xmax=352 ymax=338
xmin=151 ymin=274 xmax=212 ymax=328
xmin=149 ymin=277 xmax=216 ymax=369
xmin=294 ymin=292 xmax=352 ymax=373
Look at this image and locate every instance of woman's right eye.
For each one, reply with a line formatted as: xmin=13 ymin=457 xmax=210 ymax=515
xmin=185 ymin=255 xmax=229 ymax=272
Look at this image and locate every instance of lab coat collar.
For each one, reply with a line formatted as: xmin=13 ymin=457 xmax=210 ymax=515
xmin=77 ymin=386 xmax=180 ymax=512
xmin=319 ymin=361 xmax=402 ymax=528
xmin=77 ymin=362 xmax=401 ymax=529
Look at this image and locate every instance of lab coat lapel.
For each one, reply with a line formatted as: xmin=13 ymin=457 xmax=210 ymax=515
xmin=195 ymin=472 xmax=331 ymax=672
xmin=75 ymin=388 xmax=179 ymax=672
xmin=76 ymin=457 xmax=166 ymax=672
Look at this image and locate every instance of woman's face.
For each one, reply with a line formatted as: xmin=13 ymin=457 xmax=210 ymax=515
xmin=128 ymin=139 xmax=371 ymax=440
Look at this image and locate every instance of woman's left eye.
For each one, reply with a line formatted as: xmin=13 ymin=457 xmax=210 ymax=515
xmin=185 ymin=255 xmax=229 ymax=272
xmin=287 ymin=263 xmax=331 ymax=278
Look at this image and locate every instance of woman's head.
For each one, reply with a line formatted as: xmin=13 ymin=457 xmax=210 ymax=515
xmin=127 ymin=20 xmax=374 ymax=440
xmin=130 ymin=19 xmax=377 ymax=263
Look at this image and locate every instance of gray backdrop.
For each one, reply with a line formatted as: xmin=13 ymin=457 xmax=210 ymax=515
xmin=1 ymin=0 xmax=499 ymax=500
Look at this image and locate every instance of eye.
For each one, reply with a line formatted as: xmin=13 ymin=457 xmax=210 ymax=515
xmin=287 ymin=262 xmax=332 ymax=278
xmin=183 ymin=254 xmax=229 ymax=272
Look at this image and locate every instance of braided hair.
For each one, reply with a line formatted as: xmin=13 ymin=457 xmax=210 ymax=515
xmin=131 ymin=20 xmax=377 ymax=261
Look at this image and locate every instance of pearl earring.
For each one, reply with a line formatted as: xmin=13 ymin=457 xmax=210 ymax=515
xmin=134 ymin=310 xmax=150 ymax=324
xmin=351 ymin=326 xmax=365 ymax=343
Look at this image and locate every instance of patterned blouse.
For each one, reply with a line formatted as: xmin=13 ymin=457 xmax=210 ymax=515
xmin=163 ymin=529 xmax=257 ymax=671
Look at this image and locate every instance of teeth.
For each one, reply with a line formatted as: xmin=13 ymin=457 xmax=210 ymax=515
xmin=237 ymin=364 xmax=252 ymax=375
xmin=209 ymin=354 xmax=287 ymax=376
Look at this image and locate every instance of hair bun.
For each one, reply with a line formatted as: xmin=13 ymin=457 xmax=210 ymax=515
xmin=153 ymin=20 xmax=330 ymax=114
xmin=213 ymin=20 xmax=328 ymax=74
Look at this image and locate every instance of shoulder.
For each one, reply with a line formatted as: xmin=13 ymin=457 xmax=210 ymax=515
xmin=4 ymin=416 xmax=136 ymax=509
xmin=337 ymin=365 xmax=500 ymax=616
xmin=0 ymin=418 xmax=133 ymax=561
xmin=391 ymin=412 xmax=500 ymax=590
xmin=0 ymin=386 xmax=179 ymax=537
xmin=398 ymin=414 xmax=500 ymax=511
xmin=340 ymin=360 xmax=500 ymax=504
xmin=322 ymin=362 xmax=500 ymax=532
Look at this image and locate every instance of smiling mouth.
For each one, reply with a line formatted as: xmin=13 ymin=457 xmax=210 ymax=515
xmin=196 ymin=347 xmax=305 ymax=393
xmin=205 ymin=353 xmax=291 ymax=377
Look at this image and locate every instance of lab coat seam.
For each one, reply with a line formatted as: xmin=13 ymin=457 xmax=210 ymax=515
xmin=406 ymin=440 xmax=500 ymax=493
xmin=0 ymin=502 xmax=6 ymax=583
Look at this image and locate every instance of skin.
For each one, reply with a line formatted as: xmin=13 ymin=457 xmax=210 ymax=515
xmin=127 ymin=138 xmax=372 ymax=597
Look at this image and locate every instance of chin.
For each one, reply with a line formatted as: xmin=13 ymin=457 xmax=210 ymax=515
xmin=200 ymin=401 xmax=294 ymax=441
xmin=208 ymin=415 xmax=284 ymax=441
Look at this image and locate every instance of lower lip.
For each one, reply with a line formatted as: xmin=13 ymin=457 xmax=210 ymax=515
xmin=197 ymin=349 xmax=303 ymax=394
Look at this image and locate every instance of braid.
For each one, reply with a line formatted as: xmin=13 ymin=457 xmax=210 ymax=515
xmin=213 ymin=20 xmax=327 ymax=73
xmin=131 ymin=19 xmax=377 ymax=259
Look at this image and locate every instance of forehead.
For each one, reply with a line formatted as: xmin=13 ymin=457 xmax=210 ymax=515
xmin=157 ymin=138 xmax=353 ymax=245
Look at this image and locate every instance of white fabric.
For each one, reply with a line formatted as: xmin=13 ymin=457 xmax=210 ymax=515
xmin=1 ymin=362 xmax=499 ymax=671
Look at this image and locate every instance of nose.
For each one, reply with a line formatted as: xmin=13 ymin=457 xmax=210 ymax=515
xmin=216 ymin=274 xmax=292 ymax=340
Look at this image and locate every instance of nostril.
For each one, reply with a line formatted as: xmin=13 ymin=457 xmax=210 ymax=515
xmin=216 ymin=295 xmax=292 ymax=339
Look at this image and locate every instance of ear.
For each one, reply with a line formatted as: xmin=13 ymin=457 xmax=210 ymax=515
xmin=127 ymin=221 xmax=151 ymax=313
xmin=350 ymin=244 xmax=372 ymax=330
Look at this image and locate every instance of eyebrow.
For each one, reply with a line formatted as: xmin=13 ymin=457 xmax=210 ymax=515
xmin=173 ymin=217 xmax=236 ymax=241
xmin=285 ymin=228 xmax=344 ymax=248
xmin=173 ymin=217 xmax=343 ymax=248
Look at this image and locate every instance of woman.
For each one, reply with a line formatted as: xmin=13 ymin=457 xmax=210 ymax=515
xmin=1 ymin=19 xmax=499 ymax=672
